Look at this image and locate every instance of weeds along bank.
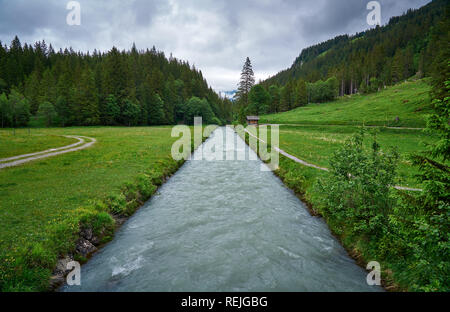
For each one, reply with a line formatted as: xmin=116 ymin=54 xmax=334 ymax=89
xmin=275 ymin=125 xmax=435 ymax=188
xmin=0 ymin=126 xmax=211 ymax=291
xmin=237 ymin=127 xmax=448 ymax=292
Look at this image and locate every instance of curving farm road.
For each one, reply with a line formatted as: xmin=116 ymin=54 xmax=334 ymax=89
xmin=244 ymin=128 xmax=423 ymax=192
xmin=0 ymin=135 xmax=96 ymax=169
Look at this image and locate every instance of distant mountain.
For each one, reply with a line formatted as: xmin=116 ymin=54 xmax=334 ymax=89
xmin=221 ymin=90 xmax=237 ymax=99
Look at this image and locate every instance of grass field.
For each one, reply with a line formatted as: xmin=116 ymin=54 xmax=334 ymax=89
xmin=0 ymin=131 xmax=77 ymax=159
xmin=260 ymin=79 xmax=432 ymax=128
xmin=0 ymin=126 xmax=200 ymax=291
xmin=276 ymin=125 xmax=434 ymax=188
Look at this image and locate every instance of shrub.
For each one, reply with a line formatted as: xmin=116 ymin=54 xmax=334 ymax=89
xmin=315 ymin=130 xmax=399 ymax=239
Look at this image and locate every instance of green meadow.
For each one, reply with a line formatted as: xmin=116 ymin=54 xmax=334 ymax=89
xmin=0 ymin=131 xmax=77 ymax=159
xmin=0 ymin=126 xmax=199 ymax=291
xmin=276 ymin=125 xmax=434 ymax=188
xmin=260 ymin=79 xmax=432 ymax=128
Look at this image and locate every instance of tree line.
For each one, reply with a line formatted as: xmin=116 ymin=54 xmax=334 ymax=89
xmin=0 ymin=37 xmax=233 ymax=128
xmin=233 ymin=57 xmax=339 ymax=117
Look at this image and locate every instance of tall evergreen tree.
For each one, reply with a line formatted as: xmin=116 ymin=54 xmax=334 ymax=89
xmin=235 ymin=57 xmax=255 ymax=108
xmin=77 ymin=68 xmax=99 ymax=125
xmin=295 ymin=79 xmax=308 ymax=107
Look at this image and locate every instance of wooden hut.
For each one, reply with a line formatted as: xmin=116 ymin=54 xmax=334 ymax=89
xmin=246 ymin=116 xmax=259 ymax=126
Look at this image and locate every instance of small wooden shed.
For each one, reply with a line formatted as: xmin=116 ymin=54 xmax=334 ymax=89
xmin=246 ymin=116 xmax=259 ymax=126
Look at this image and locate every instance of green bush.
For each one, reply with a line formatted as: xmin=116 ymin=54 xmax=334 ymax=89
xmin=315 ymin=131 xmax=399 ymax=239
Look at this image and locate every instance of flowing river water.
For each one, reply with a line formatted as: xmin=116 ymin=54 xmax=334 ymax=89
xmin=62 ymin=127 xmax=381 ymax=292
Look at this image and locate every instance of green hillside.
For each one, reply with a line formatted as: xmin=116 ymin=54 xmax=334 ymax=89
xmin=260 ymin=79 xmax=432 ymax=127
xmin=262 ymin=0 xmax=448 ymax=92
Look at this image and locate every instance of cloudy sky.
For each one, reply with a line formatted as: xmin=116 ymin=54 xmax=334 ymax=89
xmin=0 ymin=0 xmax=431 ymax=92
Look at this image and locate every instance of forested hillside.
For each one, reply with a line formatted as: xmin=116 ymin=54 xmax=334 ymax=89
xmin=0 ymin=38 xmax=232 ymax=127
xmin=257 ymin=0 xmax=448 ymax=114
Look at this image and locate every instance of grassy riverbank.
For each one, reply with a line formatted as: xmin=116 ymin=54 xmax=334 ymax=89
xmin=238 ymin=77 xmax=446 ymax=291
xmin=276 ymin=125 xmax=434 ymax=188
xmin=238 ymin=121 xmax=445 ymax=291
xmin=260 ymin=79 xmax=432 ymax=128
xmin=0 ymin=126 xmax=203 ymax=291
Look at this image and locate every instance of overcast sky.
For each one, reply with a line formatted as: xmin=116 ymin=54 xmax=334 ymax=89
xmin=0 ymin=0 xmax=431 ymax=92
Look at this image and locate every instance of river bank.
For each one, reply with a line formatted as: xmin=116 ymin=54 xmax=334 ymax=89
xmin=50 ymin=127 xmax=214 ymax=291
xmin=0 ymin=127 xmax=212 ymax=291
xmin=235 ymin=126 xmax=398 ymax=292
xmin=62 ymin=127 xmax=379 ymax=292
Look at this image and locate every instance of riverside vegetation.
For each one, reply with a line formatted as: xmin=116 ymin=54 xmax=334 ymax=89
xmin=238 ymin=74 xmax=448 ymax=292
xmin=1 ymin=0 xmax=448 ymax=293
xmin=0 ymin=126 xmax=208 ymax=291
xmin=232 ymin=0 xmax=448 ymax=291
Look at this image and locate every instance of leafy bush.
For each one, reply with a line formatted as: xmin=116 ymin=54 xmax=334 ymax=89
xmin=315 ymin=130 xmax=399 ymax=239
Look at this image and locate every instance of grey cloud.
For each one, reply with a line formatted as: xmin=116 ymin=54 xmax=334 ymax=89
xmin=0 ymin=0 xmax=432 ymax=91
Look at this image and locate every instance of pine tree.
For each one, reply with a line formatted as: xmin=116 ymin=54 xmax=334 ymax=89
xmin=0 ymin=92 xmax=10 ymax=128
xmin=148 ymin=93 xmax=165 ymax=125
xmin=37 ymin=101 xmax=57 ymax=127
xmin=295 ymin=79 xmax=308 ymax=107
xmin=235 ymin=57 xmax=255 ymax=108
xmin=8 ymin=89 xmax=30 ymax=127
xmin=103 ymin=94 xmax=120 ymax=126
xmin=0 ymin=38 xmax=233 ymax=127
xmin=77 ymin=68 xmax=99 ymax=125
xmin=268 ymin=85 xmax=280 ymax=113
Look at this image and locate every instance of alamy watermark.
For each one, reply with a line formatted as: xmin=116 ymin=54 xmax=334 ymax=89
xmin=366 ymin=261 xmax=381 ymax=286
xmin=66 ymin=260 xmax=81 ymax=286
xmin=367 ymin=1 xmax=381 ymax=26
xmin=171 ymin=117 xmax=279 ymax=171
xmin=66 ymin=1 xmax=81 ymax=26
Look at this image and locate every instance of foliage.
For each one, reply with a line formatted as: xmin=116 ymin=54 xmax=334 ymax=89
xmin=315 ymin=131 xmax=399 ymax=238
xmin=37 ymin=101 xmax=57 ymax=127
xmin=234 ymin=57 xmax=255 ymax=108
xmin=307 ymin=76 xmax=339 ymax=103
xmin=268 ymin=85 xmax=281 ymax=113
xmin=3 ymin=89 xmax=31 ymax=127
xmin=0 ymin=126 xmax=203 ymax=291
xmin=248 ymin=85 xmax=270 ymax=115
xmin=184 ymin=96 xmax=215 ymax=125
xmin=261 ymin=79 xmax=432 ymax=128
xmin=0 ymin=37 xmax=232 ymax=127
xmin=261 ymin=0 xmax=448 ymax=105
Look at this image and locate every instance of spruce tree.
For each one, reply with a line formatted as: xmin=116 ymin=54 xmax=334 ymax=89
xmin=235 ymin=57 xmax=255 ymax=108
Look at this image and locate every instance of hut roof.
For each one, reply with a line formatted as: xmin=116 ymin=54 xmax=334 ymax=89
xmin=246 ymin=116 xmax=260 ymax=121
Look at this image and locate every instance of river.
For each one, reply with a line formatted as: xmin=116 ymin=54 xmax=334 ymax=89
xmin=62 ymin=126 xmax=381 ymax=292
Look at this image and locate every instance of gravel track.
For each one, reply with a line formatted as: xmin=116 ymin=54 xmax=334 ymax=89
xmin=0 ymin=135 xmax=96 ymax=169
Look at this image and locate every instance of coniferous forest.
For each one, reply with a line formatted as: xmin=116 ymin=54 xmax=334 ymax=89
xmin=251 ymin=0 xmax=449 ymax=114
xmin=0 ymin=40 xmax=233 ymax=128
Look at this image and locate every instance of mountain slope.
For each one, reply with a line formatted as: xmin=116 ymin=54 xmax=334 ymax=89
xmin=260 ymin=79 xmax=432 ymax=128
xmin=262 ymin=0 xmax=448 ymax=97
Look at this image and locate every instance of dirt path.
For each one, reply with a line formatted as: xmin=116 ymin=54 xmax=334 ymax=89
xmin=244 ymin=129 xmax=423 ymax=192
xmin=262 ymin=123 xmax=424 ymax=130
xmin=0 ymin=135 xmax=96 ymax=169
